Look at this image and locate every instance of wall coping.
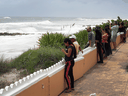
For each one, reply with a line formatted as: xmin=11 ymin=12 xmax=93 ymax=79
xmin=82 ymin=47 xmax=96 ymax=56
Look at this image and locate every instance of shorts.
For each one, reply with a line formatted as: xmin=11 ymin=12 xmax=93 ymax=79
xmin=111 ymin=35 xmax=117 ymax=42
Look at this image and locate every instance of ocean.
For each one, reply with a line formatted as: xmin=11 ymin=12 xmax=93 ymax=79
xmin=0 ymin=17 xmax=114 ymax=60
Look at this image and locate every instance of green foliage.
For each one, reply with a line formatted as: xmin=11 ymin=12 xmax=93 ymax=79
xmin=10 ymin=47 xmax=64 ymax=73
xmin=0 ymin=56 xmax=10 ymax=75
xmin=99 ymin=22 xmax=109 ymax=29
xmin=74 ymin=30 xmax=88 ymax=49
xmin=38 ymin=32 xmax=66 ymax=48
xmin=117 ymin=16 xmax=122 ymax=24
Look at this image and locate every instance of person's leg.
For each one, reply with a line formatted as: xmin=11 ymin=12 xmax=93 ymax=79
xmin=103 ymin=43 xmax=107 ymax=58
xmin=64 ymin=62 xmax=71 ymax=90
xmin=121 ymin=34 xmax=123 ymax=42
xmin=112 ymin=42 xmax=116 ymax=50
xmin=113 ymin=35 xmax=117 ymax=50
xmin=108 ymin=42 xmax=112 ymax=55
xmin=68 ymin=60 xmax=74 ymax=89
xmin=97 ymin=43 xmax=103 ymax=62
xmin=123 ymin=32 xmax=126 ymax=43
xmin=105 ymin=43 xmax=109 ymax=56
xmin=120 ymin=34 xmax=122 ymax=42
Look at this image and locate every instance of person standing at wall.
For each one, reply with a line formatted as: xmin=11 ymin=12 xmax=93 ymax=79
xmin=108 ymin=21 xmax=119 ymax=51
xmin=119 ymin=22 xmax=127 ymax=43
xmin=61 ymin=38 xmax=76 ymax=93
xmin=86 ymin=26 xmax=95 ymax=47
xmin=95 ymin=26 xmax=103 ymax=63
xmin=69 ymin=35 xmax=83 ymax=55
xmin=101 ymin=28 xmax=109 ymax=59
xmin=105 ymin=25 xmax=112 ymax=56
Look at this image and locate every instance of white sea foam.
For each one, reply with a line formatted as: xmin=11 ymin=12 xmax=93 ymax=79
xmin=0 ymin=35 xmax=40 ymax=60
xmin=3 ymin=17 xmax=11 ymax=19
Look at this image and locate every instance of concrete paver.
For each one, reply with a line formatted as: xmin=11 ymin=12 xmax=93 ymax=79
xmin=60 ymin=39 xmax=128 ymax=96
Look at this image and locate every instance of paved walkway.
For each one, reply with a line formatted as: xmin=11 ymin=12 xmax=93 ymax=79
xmin=60 ymin=39 xmax=128 ymax=96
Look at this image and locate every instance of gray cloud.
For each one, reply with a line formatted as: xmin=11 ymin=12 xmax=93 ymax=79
xmin=0 ymin=0 xmax=127 ymax=18
xmin=122 ymin=0 xmax=128 ymax=3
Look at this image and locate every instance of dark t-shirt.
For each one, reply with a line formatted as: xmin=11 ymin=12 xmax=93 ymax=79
xmin=95 ymin=31 xmax=102 ymax=43
xmin=119 ymin=26 xmax=127 ymax=32
xmin=107 ymin=33 xmax=111 ymax=43
xmin=65 ymin=45 xmax=75 ymax=62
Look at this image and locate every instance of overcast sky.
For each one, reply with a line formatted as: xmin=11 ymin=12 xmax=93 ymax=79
xmin=0 ymin=0 xmax=128 ymax=18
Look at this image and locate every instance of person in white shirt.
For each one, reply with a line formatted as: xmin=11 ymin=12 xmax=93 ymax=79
xmin=108 ymin=21 xmax=119 ymax=50
xmin=69 ymin=35 xmax=83 ymax=55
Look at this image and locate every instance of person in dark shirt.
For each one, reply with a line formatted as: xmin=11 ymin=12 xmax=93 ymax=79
xmin=95 ymin=26 xmax=103 ymax=63
xmin=120 ymin=22 xmax=127 ymax=42
xmin=105 ymin=25 xmax=112 ymax=55
xmin=61 ymin=38 xmax=76 ymax=93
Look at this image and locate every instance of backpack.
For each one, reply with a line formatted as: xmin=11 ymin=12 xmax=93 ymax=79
xmin=73 ymin=44 xmax=77 ymax=59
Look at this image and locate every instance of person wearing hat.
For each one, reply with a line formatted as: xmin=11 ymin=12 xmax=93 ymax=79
xmin=69 ymin=35 xmax=83 ymax=55
xmin=86 ymin=26 xmax=95 ymax=47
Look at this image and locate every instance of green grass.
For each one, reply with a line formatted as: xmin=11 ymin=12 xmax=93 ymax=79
xmin=9 ymin=47 xmax=64 ymax=74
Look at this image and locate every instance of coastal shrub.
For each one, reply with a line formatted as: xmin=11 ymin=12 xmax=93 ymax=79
xmin=38 ymin=30 xmax=88 ymax=50
xmin=10 ymin=46 xmax=64 ymax=73
xmin=37 ymin=47 xmax=64 ymax=68
xmin=38 ymin=32 xmax=66 ymax=48
xmin=74 ymin=30 xmax=88 ymax=49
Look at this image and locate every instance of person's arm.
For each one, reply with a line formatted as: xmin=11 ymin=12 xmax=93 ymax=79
xmin=119 ymin=24 xmax=122 ymax=28
xmin=61 ymin=48 xmax=72 ymax=57
xmin=108 ymin=20 xmax=111 ymax=30
xmin=89 ymin=40 xmax=91 ymax=47
xmin=100 ymin=28 xmax=105 ymax=34
xmin=79 ymin=47 xmax=83 ymax=53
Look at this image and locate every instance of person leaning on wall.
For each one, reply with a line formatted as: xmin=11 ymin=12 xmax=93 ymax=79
xmin=69 ymin=35 xmax=83 ymax=55
xmin=86 ymin=26 xmax=95 ymax=47
xmin=61 ymin=38 xmax=76 ymax=93
xmin=119 ymin=22 xmax=127 ymax=43
xmin=100 ymin=28 xmax=109 ymax=59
